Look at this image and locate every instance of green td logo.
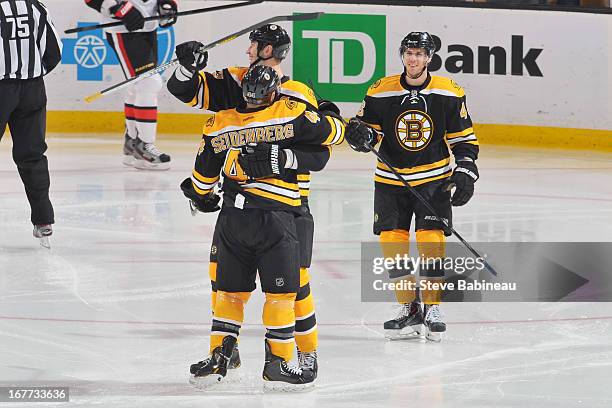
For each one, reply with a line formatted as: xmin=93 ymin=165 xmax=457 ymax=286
xmin=293 ymin=14 xmax=386 ymax=102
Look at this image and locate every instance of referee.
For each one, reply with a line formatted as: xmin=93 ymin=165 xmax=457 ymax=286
xmin=0 ymin=0 xmax=61 ymax=247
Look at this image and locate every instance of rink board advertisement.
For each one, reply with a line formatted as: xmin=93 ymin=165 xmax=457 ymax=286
xmin=46 ymin=1 xmax=611 ymax=134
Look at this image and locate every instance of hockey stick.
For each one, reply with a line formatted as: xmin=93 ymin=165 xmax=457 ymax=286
xmin=65 ymin=0 xmax=263 ymax=34
xmin=364 ymin=141 xmax=498 ymax=277
xmin=84 ymin=12 xmax=323 ymax=103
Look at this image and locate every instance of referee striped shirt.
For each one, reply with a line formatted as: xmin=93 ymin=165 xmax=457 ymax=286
xmin=0 ymin=0 xmax=61 ymax=80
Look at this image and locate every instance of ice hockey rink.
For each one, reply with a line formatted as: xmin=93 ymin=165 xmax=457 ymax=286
xmin=1 ymin=136 xmax=612 ymax=407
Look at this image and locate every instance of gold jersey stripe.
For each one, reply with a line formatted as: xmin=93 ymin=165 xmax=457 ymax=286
xmin=256 ymin=178 xmax=300 ymax=191
xmin=376 ymin=157 xmax=451 ymax=175
xmin=375 ymin=171 xmax=452 ymax=187
xmin=446 ymin=127 xmax=475 ymax=139
xmin=246 ymin=188 xmax=302 ymax=206
xmin=323 ymin=116 xmax=345 ymax=145
xmin=192 ymin=169 xmax=219 ymax=184
xmin=297 ymin=174 xmax=311 ymax=181
xmin=192 ymin=181 xmax=214 ymax=195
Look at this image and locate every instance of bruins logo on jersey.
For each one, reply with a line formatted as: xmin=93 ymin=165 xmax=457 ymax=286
xmin=395 ymin=110 xmax=434 ymax=151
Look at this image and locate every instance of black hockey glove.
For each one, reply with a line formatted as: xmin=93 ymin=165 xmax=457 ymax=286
xmin=449 ymin=158 xmax=479 ymax=206
xmin=175 ymin=41 xmax=208 ymax=74
xmin=180 ymin=178 xmax=221 ymax=214
xmin=345 ymin=118 xmax=375 ymax=153
xmin=158 ymin=0 xmax=178 ymax=28
xmin=238 ymin=143 xmax=287 ymax=179
xmin=317 ymin=99 xmax=341 ymax=116
xmin=110 ymin=1 xmax=145 ymax=32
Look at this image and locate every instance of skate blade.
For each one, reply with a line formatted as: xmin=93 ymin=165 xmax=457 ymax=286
xmin=425 ymin=331 xmax=443 ymax=343
xmin=134 ymin=160 xmax=170 ymax=171
xmin=189 ymin=373 xmax=227 ymax=390
xmin=39 ymin=236 xmax=51 ymax=249
xmin=263 ymin=380 xmax=315 ymax=393
xmin=122 ymin=155 xmax=136 ymax=167
xmin=385 ymin=324 xmax=423 ymax=340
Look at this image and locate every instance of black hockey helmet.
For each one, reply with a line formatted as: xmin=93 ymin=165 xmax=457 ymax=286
xmin=242 ymin=65 xmax=281 ymax=105
xmin=399 ymin=32 xmax=436 ymax=56
xmin=249 ymin=24 xmax=291 ymax=60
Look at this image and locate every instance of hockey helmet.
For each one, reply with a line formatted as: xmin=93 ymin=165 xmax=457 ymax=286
xmin=242 ymin=65 xmax=281 ymax=105
xmin=399 ymin=32 xmax=436 ymax=56
xmin=249 ymin=24 xmax=291 ymax=60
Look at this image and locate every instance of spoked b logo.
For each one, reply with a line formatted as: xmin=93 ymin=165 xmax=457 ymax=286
xmin=293 ymin=14 xmax=386 ymax=102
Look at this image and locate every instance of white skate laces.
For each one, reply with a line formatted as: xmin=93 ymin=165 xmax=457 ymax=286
xmin=395 ymin=303 xmax=413 ymax=319
xmin=425 ymin=305 xmax=443 ymax=323
xmin=282 ymin=360 xmax=303 ymax=376
xmin=144 ymin=143 xmax=163 ymax=156
xmin=298 ymin=351 xmax=317 ymax=370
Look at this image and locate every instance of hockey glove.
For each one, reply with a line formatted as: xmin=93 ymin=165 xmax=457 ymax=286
xmin=238 ymin=143 xmax=287 ymax=179
xmin=180 ymin=178 xmax=221 ymax=214
xmin=175 ymin=41 xmax=208 ymax=74
xmin=110 ymin=1 xmax=145 ymax=32
xmin=158 ymin=0 xmax=178 ymax=28
xmin=345 ymin=118 xmax=375 ymax=153
xmin=449 ymin=158 xmax=479 ymax=206
xmin=317 ymin=99 xmax=341 ymax=116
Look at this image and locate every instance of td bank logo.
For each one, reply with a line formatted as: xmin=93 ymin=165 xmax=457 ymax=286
xmin=293 ymin=14 xmax=385 ymax=102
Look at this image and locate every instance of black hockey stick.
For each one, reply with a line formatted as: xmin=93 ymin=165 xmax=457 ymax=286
xmin=84 ymin=12 xmax=324 ymax=103
xmin=364 ymin=141 xmax=498 ymax=277
xmin=65 ymin=0 xmax=263 ymax=34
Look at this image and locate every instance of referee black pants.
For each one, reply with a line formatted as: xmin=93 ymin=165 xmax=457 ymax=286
xmin=0 ymin=77 xmax=54 ymax=225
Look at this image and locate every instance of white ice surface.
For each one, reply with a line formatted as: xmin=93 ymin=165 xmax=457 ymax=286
xmin=1 ymin=137 xmax=612 ymax=407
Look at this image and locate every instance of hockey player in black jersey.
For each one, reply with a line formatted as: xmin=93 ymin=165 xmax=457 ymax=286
xmin=167 ymin=23 xmax=341 ymax=376
xmin=183 ymin=65 xmax=344 ymax=391
xmin=345 ymin=32 xmax=480 ymax=342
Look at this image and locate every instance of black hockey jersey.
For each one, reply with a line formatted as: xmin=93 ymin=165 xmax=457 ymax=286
xmin=168 ymin=66 xmax=328 ymax=204
xmin=357 ymin=73 xmax=479 ymax=190
xmin=191 ymin=97 xmax=344 ymax=213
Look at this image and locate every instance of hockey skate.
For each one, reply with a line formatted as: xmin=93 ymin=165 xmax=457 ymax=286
xmin=424 ymin=304 xmax=446 ymax=342
xmin=133 ymin=137 xmax=171 ymax=171
xmin=122 ymin=133 xmax=137 ymax=167
xmin=228 ymin=345 xmax=241 ymax=369
xmin=33 ymin=224 xmax=52 ymax=249
xmin=262 ymin=340 xmax=315 ymax=392
xmin=297 ymin=350 xmax=318 ymax=380
xmin=384 ymin=301 xmax=424 ymax=340
xmin=189 ymin=336 xmax=237 ymax=389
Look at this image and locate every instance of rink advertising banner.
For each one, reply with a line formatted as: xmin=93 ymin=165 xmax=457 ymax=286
xmin=46 ymin=1 xmax=611 ymax=135
xmin=360 ymin=242 xmax=612 ymax=302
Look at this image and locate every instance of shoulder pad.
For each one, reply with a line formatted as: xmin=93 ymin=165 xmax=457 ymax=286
xmin=227 ymin=66 xmax=249 ymax=83
xmin=427 ymin=76 xmax=465 ymax=98
xmin=281 ymin=80 xmax=318 ymax=107
xmin=366 ymin=75 xmax=403 ymax=97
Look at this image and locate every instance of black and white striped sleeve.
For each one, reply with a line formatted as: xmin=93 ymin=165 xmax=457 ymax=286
xmin=35 ymin=1 xmax=61 ymax=74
